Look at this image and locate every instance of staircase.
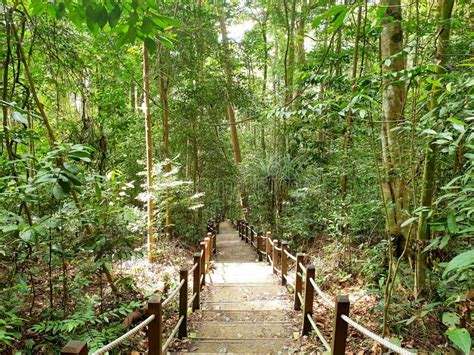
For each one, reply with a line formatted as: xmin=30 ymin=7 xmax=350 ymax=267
xmin=172 ymin=221 xmax=300 ymax=354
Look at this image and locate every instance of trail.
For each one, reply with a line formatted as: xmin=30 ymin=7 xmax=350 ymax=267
xmin=173 ymin=220 xmax=301 ymax=354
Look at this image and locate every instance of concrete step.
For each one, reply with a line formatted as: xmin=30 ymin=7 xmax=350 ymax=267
xmin=175 ymin=338 xmax=295 ymax=354
xmin=202 ymin=299 xmax=291 ymax=311
xmin=199 ymin=310 xmax=293 ymax=322
xmin=204 ymin=285 xmax=288 ymax=302
xmin=190 ymin=322 xmax=295 ymax=339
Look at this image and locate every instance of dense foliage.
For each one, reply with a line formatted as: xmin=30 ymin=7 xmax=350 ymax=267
xmin=0 ymin=0 xmax=472 ymax=353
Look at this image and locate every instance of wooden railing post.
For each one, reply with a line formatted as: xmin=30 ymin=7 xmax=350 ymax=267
xmin=205 ymin=235 xmax=211 ymax=268
xmin=272 ymin=239 xmax=278 ymax=275
xmin=281 ymin=241 xmax=288 ymax=285
xmin=294 ymin=253 xmax=304 ymax=310
xmin=244 ymin=222 xmax=249 ymax=243
xmin=239 ymin=221 xmax=243 ymax=240
xmin=61 ymin=341 xmax=88 ymax=354
xmin=179 ymin=268 xmax=188 ymax=338
xmin=148 ymin=295 xmax=163 ymax=355
xmin=265 ymin=231 xmax=271 ymax=264
xmin=257 ymin=233 xmax=262 ymax=261
xmin=193 ymin=253 xmax=201 ymax=311
xmin=200 ymin=241 xmax=206 ymax=288
xmin=302 ymin=265 xmax=315 ymax=336
xmin=216 ymin=220 xmax=220 ymax=234
xmin=250 ymin=226 xmax=254 ymax=246
xmin=331 ymin=295 xmax=350 ymax=355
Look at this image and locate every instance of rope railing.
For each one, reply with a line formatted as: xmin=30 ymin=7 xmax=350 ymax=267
xmin=162 ymin=279 xmax=185 ymax=307
xmin=306 ymin=314 xmax=331 ymax=352
xmin=285 ymin=249 xmax=297 ymax=261
xmin=309 ymin=277 xmax=335 ymax=308
xmin=162 ymin=315 xmax=185 ymax=353
xmin=341 ymin=315 xmax=414 ymax=354
xmin=61 ymin=217 xmax=221 ymax=355
xmin=234 ymin=219 xmax=418 ymax=355
xmin=92 ymin=314 xmax=155 ymax=355
xmin=297 ymin=292 xmax=304 ymax=307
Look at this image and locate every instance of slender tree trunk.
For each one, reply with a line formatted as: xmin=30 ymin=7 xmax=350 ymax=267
xmin=379 ymin=0 xmax=409 ymax=247
xmin=218 ymin=11 xmax=249 ymax=218
xmin=143 ymin=45 xmax=155 ymax=261
xmin=341 ymin=4 xmax=363 ymax=196
xmin=414 ymin=0 xmax=455 ymax=297
xmin=158 ymin=46 xmax=172 ymax=236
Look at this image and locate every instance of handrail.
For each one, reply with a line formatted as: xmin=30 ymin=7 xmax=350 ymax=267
xmin=234 ymin=219 xmax=418 ymax=354
xmin=162 ymin=315 xmax=185 ymax=352
xmin=309 ymin=277 xmax=335 ymax=308
xmin=298 ymin=262 xmax=307 ymax=275
xmin=297 ymin=292 xmax=304 ymax=307
xmin=187 ymin=292 xmax=197 ymax=309
xmin=92 ymin=314 xmax=155 ymax=355
xmin=284 ymin=249 xmax=297 ymax=261
xmin=283 ymin=274 xmax=295 ymax=289
xmin=341 ymin=315 xmax=414 ymax=354
xmin=189 ymin=262 xmax=198 ymax=274
xmin=162 ymin=279 xmax=185 ymax=307
xmin=306 ymin=314 xmax=331 ymax=352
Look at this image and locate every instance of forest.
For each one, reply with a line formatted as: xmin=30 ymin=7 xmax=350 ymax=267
xmin=0 ymin=0 xmax=473 ymax=353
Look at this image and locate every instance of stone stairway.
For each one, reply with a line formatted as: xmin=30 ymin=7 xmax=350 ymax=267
xmin=172 ymin=220 xmax=300 ymax=354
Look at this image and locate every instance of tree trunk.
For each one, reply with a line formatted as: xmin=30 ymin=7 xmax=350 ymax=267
xmin=143 ymin=44 xmax=155 ymax=261
xmin=380 ymin=0 xmax=409 ymax=247
xmin=158 ymin=46 xmax=172 ymax=236
xmin=341 ymin=4 xmax=362 ymax=196
xmin=414 ymin=0 xmax=454 ymax=298
xmin=218 ymin=11 xmax=249 ymax=218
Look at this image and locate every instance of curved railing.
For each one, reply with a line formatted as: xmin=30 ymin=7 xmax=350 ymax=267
xmin=234 ymin=219 xmax=415 ymax=355
xmin=61 ymin=216 xmax=222 ymax=355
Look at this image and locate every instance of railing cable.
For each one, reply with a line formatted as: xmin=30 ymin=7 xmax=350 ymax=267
xmin=309 ymin=278 xmax=335 ymax=308
xmin=341 ymin=315 xmax=414 ymax=354
xmin=92 ymin=315 xmax=155 ymax=355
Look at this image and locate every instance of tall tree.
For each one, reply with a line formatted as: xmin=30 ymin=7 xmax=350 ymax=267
xmin=158 ymin=45 xmax=173 ymax=236
xmin=143 ymin=44 xmax=155 ymax=260
xmin=379 ymin=0 xmax=409 ymax=247
xmin=218 ymin=7 xmax=249 ymax=218
xmin=414 ymin=0 xmax=455 ymax=297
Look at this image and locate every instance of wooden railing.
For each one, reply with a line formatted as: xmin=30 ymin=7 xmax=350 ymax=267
xmin=60 ymin=218 xmax=220 ymax=355
xmin=234 ymin=220 xmax=414 ymax=355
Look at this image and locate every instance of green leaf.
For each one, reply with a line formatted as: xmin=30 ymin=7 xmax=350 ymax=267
xmin=155 ymin=14 xmax=181 ymax=28
xmin=12 ymin=111 xmax=28 ymax=126
xmin=157 ymin=35 xmax=173 ymax=48
xmin=401 ymin=216 xmax=417 ymax=228
xmin=58 ymin=179 xmax=72 ymax=193
xmin=447 ymin=210 xmax=458 ymax=234
xmin=96 ymin=6 xmax=108 ymax=29
xmin=2 ymin=225 xmax=19 ymax=233
xmin=446 ymin=328 xmax=471 ymax=354
xmin=144 ymin=37 xmax=156 ymax=54
xmin=443 ymin=250 xmax=474 ymax=277
xmin=442 ymin=312 xmax=460 ymax=328
xmin=108 ymin=5 xmax=121 ymax=28
xmin=52 ymin=183 xmax=65 ymax=201
xmin=141 ymin=17 xmax=154 ymax=34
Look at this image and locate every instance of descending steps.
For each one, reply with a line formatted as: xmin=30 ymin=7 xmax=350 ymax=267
xmin=171 ymin=220 xmax=300 ymax=354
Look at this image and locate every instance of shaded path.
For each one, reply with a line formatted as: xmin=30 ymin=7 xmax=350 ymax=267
xmin=173 ymin=220 xmax=300 ymax=354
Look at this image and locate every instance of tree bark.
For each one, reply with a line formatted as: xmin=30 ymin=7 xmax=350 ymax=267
xmin=143 ymin=44 xmax=155 ymax=260
xmin=218 ymin=11 xmax=249 ymax=218
xmin=380 ymin=0 xmax=409 ymax=247
xmin=414 ymin=0 xmax=454 ymax=297
xmin=158 ymin=45 xmax=172 ymax=236
xmin=341 ymin=4 xmax=363 ymax=196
